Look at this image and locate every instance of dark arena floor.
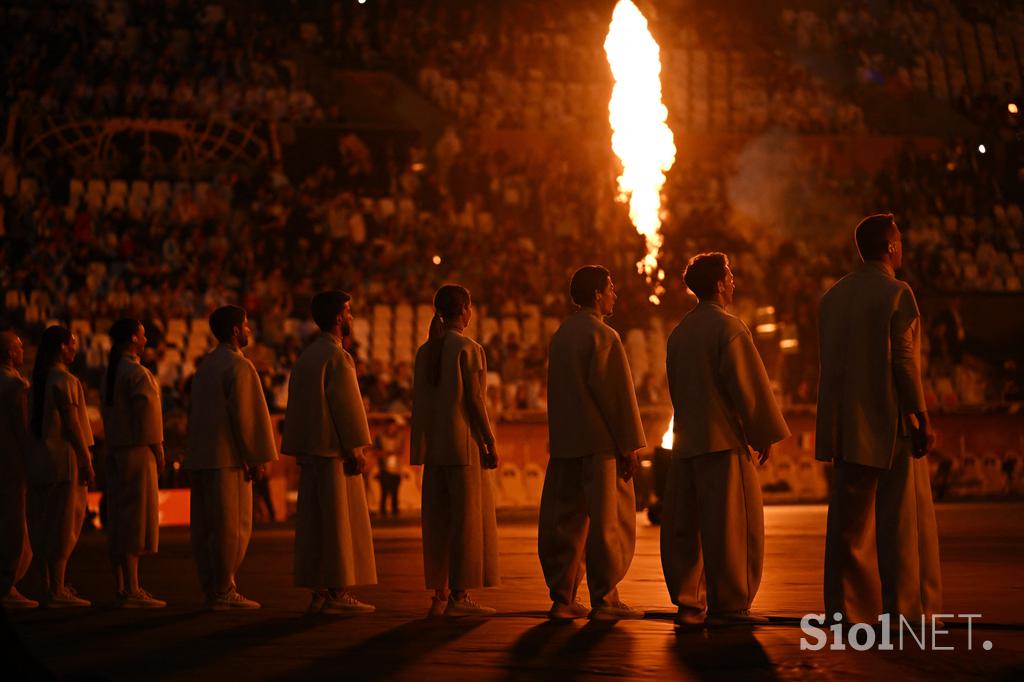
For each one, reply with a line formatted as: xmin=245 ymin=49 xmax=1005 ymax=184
xmin=6 ymin=502 xmax=1023 ymax=681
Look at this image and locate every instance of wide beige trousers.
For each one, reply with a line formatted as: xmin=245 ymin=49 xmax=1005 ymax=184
xmin=824 ymin=437 xmax=943 ymax=623
xmin=660 ymin=448 xmax=765 ymax=616
xmin=421 ymin=455 xmax=500 ymax=591
xmin=294 ymin=456 xmax=377 ymax=589
xmin=106 ymin=446 xmax=160 ymax=556
xmin=27 ymin=476 xmax=87 ymax=566
xmin=190 ymin=468 xmax=252 ymax=597
xmin=1 ymin=473 xmax=32 ymax=593
xmin=537 ymin=454 xmax=636 ymax=607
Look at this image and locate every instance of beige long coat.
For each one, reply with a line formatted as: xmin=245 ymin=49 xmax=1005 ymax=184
xmin=411 ymin=330 xmax=499 ymax=591
xmin=410 ymin=330 xmax=496 ymax=466
xmin=546 ymin=309 xmax=646 ymax=459
xmin=186 ymin=344 xmax=278 ymax=470
xmin=101 ymin=355 xmax=163 ymax=555
xmin=282 ymin=334 xmax=376 ymax=589
xmin=815 ymin=261 xmax=927 ymax=469
xmin=666 ymin=301 xmax=790 ymax=457
xmin=0 ymin=365 xmax=32 ymax=591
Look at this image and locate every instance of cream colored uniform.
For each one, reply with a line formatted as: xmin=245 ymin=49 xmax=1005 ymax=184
xmin=662 ymin=301 xmax=790 ymax=616
xmin=540 ymin=309 xmax=646 ymax=607
xmin=101 ymin=354 xmax=163 ymax=557
xmin=0 ymin=366 xmax=32 ymax=594
xmin=282 ymin=334 xmax=377 ymax=590
xmin=410 ymin=330 xmax=499 ymax=592
xmin=816 ymin=261 xmax=942 ymax=623
xmin=26 ymin=366 xmax=94 ymax=569
xmin=186 ymin=344 xmax=278 ymax=597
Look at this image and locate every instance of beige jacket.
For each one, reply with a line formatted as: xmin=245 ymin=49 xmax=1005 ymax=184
xmin=667 ymin=301 xmax=790 ymax=457
xmin=101 ymin=354 xmax=163 ymax=449
xmin=281 ymin=334 xmax=372 ymax=458
xmin=547 ymin=309 xmax=646 ymax=459
xmin=410 ymin=330 xmax=495 ymax=466
xmin=27 ymin=365 xmax=95 ymax=484
xmin=0 ymin=365 xmax=30 ymax=474
xmin=186 ymin=344 xmax=278 ymax=470
xmin=815 ymin=261 xmax=928 ymax=469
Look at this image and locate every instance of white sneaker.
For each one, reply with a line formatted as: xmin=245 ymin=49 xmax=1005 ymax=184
xmin=674 ymin=609 xmax=707 ymax=628
xmin=588 ymin=601 xmax=644 ymax=621
xmin=46 ymin=586 xmax=91 ymax=608
xmin=706 ymin=611 xmax=769 ymax=626
xmin=2 ymin=587 xmax=39 ymax=609
xmin=307 ymin=590 xmax=327 ymax=615
xmin=549 ymin=601 xmax=589 ymax=620
xmin=209 ymin=589 xmax=260 ymax=611
xmin=121 ymin=589 xmax=167 ymax=609
xmin=322 ymin=592 xmax=375 ymax=615
xmin=444 ymin=595 xmax=496 ymax=617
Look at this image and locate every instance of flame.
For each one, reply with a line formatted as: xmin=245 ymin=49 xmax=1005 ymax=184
xmin=661 ymin=416 xmax=674 ymax=450
xmin=604 ymin=0 xmax=677 ymax=290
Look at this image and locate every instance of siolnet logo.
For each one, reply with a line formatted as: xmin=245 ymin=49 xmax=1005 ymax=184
xmin=800 ymin=613 xmax=992 ymax=651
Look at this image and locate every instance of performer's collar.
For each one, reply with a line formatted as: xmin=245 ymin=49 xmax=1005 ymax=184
xmin=863 ymin=260 xmax=896 ymax=278
xmin=218 ymin=342 xmax=242 ymax=354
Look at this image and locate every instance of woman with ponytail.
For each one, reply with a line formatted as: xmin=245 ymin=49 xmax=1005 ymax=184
xmin=27 ymin=325 xmax=94 ymax=607
xmin=410 ymin=284 xmax=500 ymax=617
xmin=100 ymin=319 xmax=166 ymax=608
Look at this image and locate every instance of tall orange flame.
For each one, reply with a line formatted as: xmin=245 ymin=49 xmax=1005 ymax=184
xmin=604 ymin=0 xmax=677 ymax=304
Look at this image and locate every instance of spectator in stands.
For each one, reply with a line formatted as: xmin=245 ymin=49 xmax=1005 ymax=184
xmin=27 ymin=325 xmax=95 ymax=608
xmin=373 ymin=415 xmax=406 ymax=518
xmin=410 ymin=284 xmax=500 ymax=618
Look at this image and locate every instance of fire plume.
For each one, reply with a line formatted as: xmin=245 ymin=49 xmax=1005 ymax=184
xmin=604 ymin=0 xmax=676 ymax=302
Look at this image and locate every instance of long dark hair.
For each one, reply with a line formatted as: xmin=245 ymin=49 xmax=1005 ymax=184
xmin=31 ymin=325 xmax=72 ymax=438
xmin=106 ymin=318 xmax=142 ymax=406
xmin=425 ymin=284 xmax=471 ymax=386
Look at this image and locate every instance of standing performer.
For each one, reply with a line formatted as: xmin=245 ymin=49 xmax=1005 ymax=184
xmin=540 ymin=266 xmax=647 ymax=621
xmin=101 ymin=319 xmax=166 ymax=608
xmin=411 ymin=285 xmax=500 ymax=618
xmin=186 ymin=306 xmax=278 ymax=610
xmin=817 ymin=214 xmax=942 ymax=624
xmin=661 ymin=253 xmax=790 ymax=626
xmin=27 ymin=326 xmax=94 ymax=607
xmin=283 ymin=291 xmax=377 ymax=616
xmin=0 ymin=330 xmax=37 ymax=608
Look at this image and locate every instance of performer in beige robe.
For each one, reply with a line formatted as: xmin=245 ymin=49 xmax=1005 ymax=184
xmin=101 ymin=319 xmax=166 ymax=608
xmin=662 ymin=253 xmax=791 ymax=626
xmin=0 ymin=331 xmax=37 ymax=608
xmin=540 ymin=266 xmax=647 ymax=621
xmin=26 ymin=326 xmax=95 ymax=607
xmin=283 ymin=290 xmax=376 ymax=616
xmin=411 ymin=284 xmax=500 ymax=618
xmin=186 ymin=306 xmax=278 ymax=610
xmin=816 ymin=214 xmax=942 ymax=625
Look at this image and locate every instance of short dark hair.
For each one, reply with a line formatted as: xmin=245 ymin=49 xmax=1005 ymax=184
xmin=854 ymin=213 xmax=896 ymax=261
xmin=683 ymin=252 xmax=729 ymax=300
xmin=209 ymin=305 xmax=247 ymax=342
xmin=569 ymin=265 xmax=611 ymax=307
xmin=311 ymin=290 xmax=352 ymax=331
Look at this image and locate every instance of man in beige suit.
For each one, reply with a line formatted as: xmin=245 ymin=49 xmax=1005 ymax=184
xmin=540 ymin=265 xmax=647 ymax=621
xmin=662 ymin=253 xmax=790 ymax=627
xmin=283 ymin=291 xmax=376 ymax=616
xmin=186 ymin=305 xmax=279 ymax=610
xmin=817 ymin=213 xmax=942 ymax=625
xmin=0 ymin=331 xmax=37 ymax=608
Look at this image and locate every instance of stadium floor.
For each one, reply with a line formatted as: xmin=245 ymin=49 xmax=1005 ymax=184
xmin=6 ymin=503 xmax=1023 ymax=681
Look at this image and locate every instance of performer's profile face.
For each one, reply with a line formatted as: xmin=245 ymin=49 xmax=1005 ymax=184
xmin=595 ymin=277 xmax=617 ymax=316
xmin=236 ymin=317 xmax=252 ymax=348
xmin=339 ymin=302 xmax=354 ymax=337
xmin=720 ymin=266 xmax=736 ymax=305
